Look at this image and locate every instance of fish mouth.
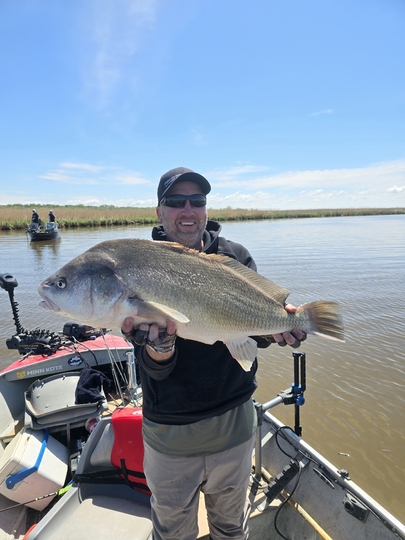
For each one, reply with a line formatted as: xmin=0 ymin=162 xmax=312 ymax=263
xmin=38 ymin=294 xmax=60 ymax=313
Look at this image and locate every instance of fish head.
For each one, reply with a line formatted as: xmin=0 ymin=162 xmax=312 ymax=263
xmin=38 ymin=251 xmax=126 ymax=327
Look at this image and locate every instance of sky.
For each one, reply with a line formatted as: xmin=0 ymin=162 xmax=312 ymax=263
xmin=0 ymin=0 xmax=404 ymax=210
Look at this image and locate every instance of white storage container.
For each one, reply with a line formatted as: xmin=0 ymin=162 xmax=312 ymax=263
xmin=0 ymin=428 xmax=69 ymax=511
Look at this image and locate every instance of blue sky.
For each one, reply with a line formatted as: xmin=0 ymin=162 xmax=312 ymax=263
xmin=1 ymin=0 xmax=404 ymax=210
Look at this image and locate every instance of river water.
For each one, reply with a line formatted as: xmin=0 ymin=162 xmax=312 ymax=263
xmin=0 ymin=215 xmax=404 ymax=522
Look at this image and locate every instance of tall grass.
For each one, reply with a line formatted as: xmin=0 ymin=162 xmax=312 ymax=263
xmin=0 ymin=204 xmax=404 ymax=231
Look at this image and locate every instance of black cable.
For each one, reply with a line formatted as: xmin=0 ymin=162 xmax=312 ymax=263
xmin=273 ymin=461 xmax=302 ymax=540
xmin=70 ymin=338 xmax=99 ymax=366
xmin=275 ymin=426 xmax=318 ymax=466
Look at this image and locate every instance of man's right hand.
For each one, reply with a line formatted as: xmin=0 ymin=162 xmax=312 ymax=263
xmin=121 ymin=318 xmax=177 ymax=360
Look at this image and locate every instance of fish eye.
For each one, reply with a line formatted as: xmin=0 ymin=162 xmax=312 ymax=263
xmin=56 ymin=278 xmax=67 ymax=289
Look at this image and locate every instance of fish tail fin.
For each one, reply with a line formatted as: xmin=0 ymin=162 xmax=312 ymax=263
xmin=298 ymin=301 xmax=345 ymax=342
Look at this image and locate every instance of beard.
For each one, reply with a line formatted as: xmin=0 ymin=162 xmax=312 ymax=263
xmin=161 ymin=216 xmax=207 ymax=250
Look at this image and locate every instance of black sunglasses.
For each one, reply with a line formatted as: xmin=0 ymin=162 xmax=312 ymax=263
xmin=159 ymin=194 xmax=207 ymax=208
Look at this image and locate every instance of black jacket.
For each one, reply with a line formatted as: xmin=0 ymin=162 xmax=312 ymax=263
xmin=137 ymin=220 xmax=268 ymax=425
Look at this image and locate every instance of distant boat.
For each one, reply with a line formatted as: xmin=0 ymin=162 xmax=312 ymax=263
xmin=27 ymin=222 xmax=60 ymax=241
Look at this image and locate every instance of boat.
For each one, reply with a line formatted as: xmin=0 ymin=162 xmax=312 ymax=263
xmin=0 ymin=273 xmax=134 ymax=539
xmin=0 ymin=272 xmax=404 ymax=540
xmin=26 ymin=222 xmax=60 ymax=241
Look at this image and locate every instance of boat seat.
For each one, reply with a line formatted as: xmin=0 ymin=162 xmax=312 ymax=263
xmin=24 ymin=372 xmax=107 ymax=430
xmin=47 ymin=495 xmax=152 ymax=540
xmin=110 ymin=407 xmax=150 ymax=494
xmin=72 ymin=407 xmax=151 ymax=495
xmin=26 ymin=415 xmax=152 ymax=540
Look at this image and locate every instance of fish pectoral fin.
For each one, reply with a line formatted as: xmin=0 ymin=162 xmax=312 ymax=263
xmin=139 ymin=300 xmax=190 ymax=324
xmin=224 ymin=337 xmax=258 ymax=372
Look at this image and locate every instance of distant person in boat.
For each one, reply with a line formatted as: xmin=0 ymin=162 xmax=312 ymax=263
xmin=121 ymin=167 xmax=306 ymax=540
xmin=48 ymin=210 xmax=56 ymax=222
xmin=30 ymin=209 xmax=41 ymax=230
xmin=31 ymin=209 xmax=39 ymax=224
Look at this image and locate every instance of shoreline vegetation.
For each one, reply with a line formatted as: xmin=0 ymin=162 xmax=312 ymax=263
xmin=1 ymin=204 xmax=404 ymax=231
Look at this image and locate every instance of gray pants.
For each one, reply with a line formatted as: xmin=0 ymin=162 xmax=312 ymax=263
xmin=143 ymin=435 xmax=255 ymax=540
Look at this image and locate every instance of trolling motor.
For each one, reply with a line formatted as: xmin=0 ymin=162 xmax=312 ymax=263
xmin=254 ymin=350 xmax=306 ymax=434
xmin=252 ymin=351 xmax=306 ymax=492
xmin=278 ymin=350 xmax=306 ymax=437
xmin=0 ymin=273 xmax=65 ymax=355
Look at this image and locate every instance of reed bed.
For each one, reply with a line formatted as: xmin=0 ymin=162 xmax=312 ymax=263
xmin=0 ymin=204 xmax=404 ymax=231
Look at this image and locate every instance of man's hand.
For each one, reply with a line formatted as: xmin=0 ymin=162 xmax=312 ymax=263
xmin=270 ymin=303 xmax=307 ymax=348
xmin=121 ymin=318 xmax=177 ymax=360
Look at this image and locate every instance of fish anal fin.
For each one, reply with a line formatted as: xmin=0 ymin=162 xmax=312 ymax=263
xmin=225 ymin=337 xmax=258 ymax=371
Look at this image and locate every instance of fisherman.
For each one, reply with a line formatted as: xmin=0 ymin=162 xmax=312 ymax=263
xmin=48 ymin=209 xmax=56 ymax=222
xmin=31 ymin=209 xmax=39 ymax=224
xmin=121 ymin=167 xmax=306 ymax=540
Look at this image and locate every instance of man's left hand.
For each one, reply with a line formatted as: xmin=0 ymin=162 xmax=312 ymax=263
xmin=270 ymin=303 xmax=307 ymax=348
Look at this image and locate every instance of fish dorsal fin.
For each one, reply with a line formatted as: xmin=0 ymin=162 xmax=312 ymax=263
xmin=142 ymin=301 xmax=190 ymax=323
xmin=220 ymin=259 xmax=290 ymax=305
xmin=162 ymin=241 xmax=290 ymax=305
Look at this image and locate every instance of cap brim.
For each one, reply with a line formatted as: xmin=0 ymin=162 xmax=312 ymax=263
xmin=160 ymin=172 xmax=211 ymax=200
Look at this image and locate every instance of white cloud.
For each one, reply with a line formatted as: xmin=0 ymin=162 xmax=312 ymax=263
xmin=79 ymin=0 xmax=158 ymax=107
xmin=310 ymin=109 xmax=334 ymax=116
xmin=387 ymin=185 xmax=405 ymax=193
xmin=38 ymin=162 xmax=150 ymax=187
xmin=64 ymin=196 xmax=156 ymax=207
xmin=201 ymin=160 xmax=405 ymax=209
xmin=59 ymin=162 xmax=104 ymax=172
xmin=113 ymin=174 xmax=150 ymax=186
xmin=6 ymin=159 xmax=404 ymax=210
xmin=38 ymin=171 xmax=77 ymax=183
xmin=205 ymin=185 xmax=404 ymax=210
xmin=208 ymin=160 xmax=405 ymax=192
xmin=207 ymin=165 xmax=271 ymax=182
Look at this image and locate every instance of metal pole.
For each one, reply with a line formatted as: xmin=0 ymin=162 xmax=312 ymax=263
xmin=262 ymin=395 xmax=284 ymax=412
xmin=254 ymin=402 xmax=263 ymax=484
xmin=292 ymin=351 xmax=306 ymax=436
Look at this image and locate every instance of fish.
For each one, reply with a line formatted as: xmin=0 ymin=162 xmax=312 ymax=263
xmin=38 ymin=239 xmax=344 ymax=371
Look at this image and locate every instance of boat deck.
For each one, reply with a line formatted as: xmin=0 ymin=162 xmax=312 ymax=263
xmin=197 ymin=484 xmax=282 ymax=539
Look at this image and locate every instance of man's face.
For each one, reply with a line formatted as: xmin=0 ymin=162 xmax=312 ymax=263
xmin=156 ymin=181 xmax=208 ymax=250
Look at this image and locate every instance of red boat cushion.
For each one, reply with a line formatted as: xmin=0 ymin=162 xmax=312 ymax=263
xmin=110 ymin=407 xmax=151 ymax=495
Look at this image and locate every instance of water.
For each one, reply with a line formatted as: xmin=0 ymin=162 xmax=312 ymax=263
xmin=0 ymin=215 xmax=404 ymax=522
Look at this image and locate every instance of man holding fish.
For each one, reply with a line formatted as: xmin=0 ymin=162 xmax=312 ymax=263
xmin=121 ymin=167 xmax=306 ymax=540
xmin=39 ymin=166 xmax=343 ymax=538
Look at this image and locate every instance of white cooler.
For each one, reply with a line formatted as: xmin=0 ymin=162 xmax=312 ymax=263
xmin=0 ymin=428 xmax=69 ymax=511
